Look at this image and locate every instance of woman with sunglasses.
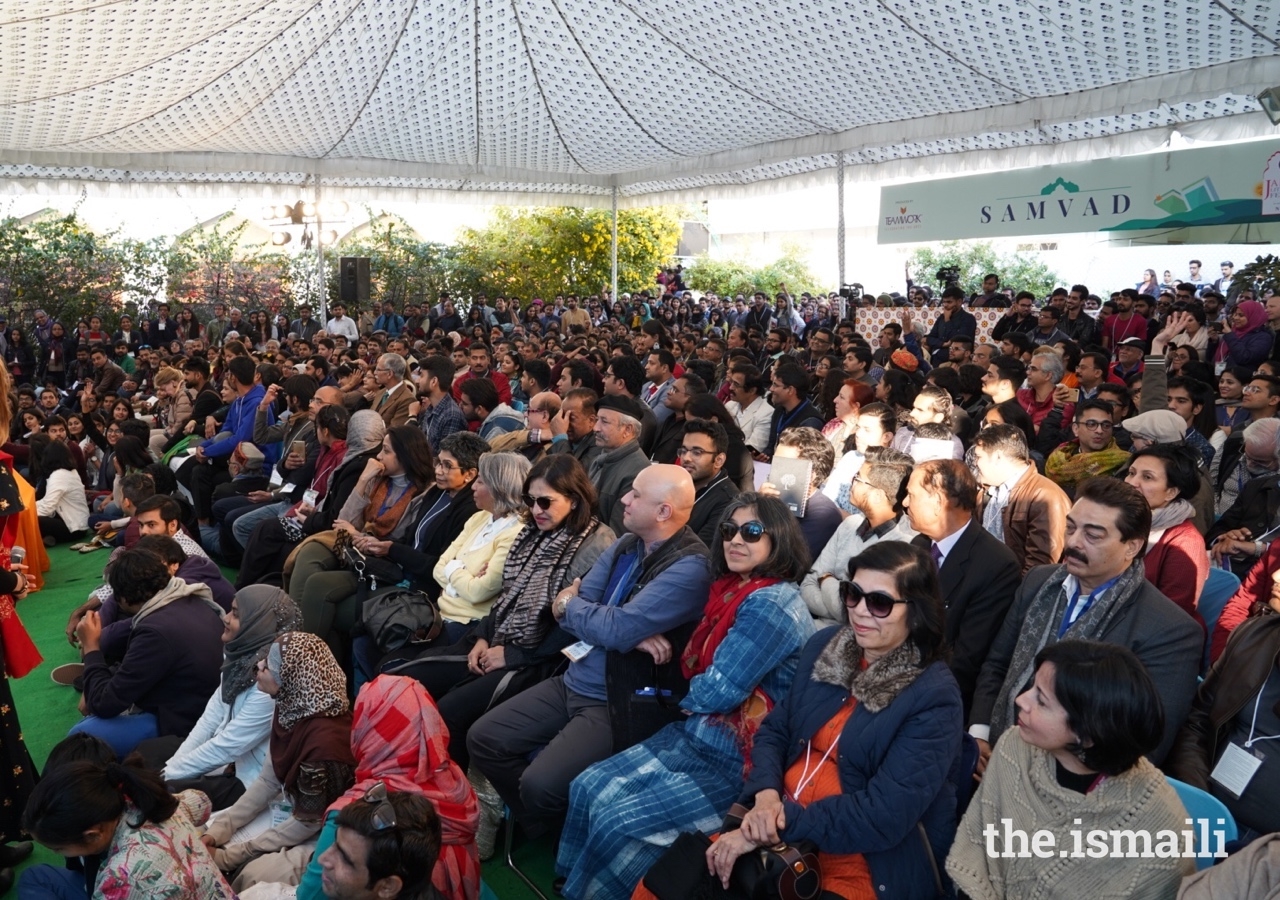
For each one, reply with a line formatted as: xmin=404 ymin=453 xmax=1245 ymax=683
xmin=948 ymin=641 xmax=1191 ymax=899
xmin=702 ymin=540 xmax=962 ymax=900
xmin=556 ymin=494 xmax=814 ymax=900
xmin=292 ymin=675 xmax=480 ymax=900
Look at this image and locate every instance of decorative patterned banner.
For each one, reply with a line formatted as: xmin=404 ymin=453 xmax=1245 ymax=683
xmin=850 ymin=308 xmax=1006 ymax=345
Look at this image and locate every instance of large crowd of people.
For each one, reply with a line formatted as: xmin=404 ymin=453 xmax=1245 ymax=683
xmin=0 ymin=264 xmax=1279 ymax=899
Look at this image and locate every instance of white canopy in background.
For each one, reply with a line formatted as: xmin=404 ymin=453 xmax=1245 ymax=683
xmin=0 ymin=0 xmax=1277 ymax=207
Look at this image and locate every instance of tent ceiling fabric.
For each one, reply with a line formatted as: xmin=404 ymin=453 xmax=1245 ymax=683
xmin=0 ymin=0 xmax=1277 ymax=205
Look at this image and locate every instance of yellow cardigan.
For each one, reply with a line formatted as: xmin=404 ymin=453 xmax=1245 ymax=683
xmin=432 ymin=511 xmax=524 ymax=623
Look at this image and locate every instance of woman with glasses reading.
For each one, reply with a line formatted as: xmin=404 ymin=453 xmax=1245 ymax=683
xmin=698 ymin=540 xmax=963 ymax=900
xmin=556 ymin=494 xmax=814 ymax=900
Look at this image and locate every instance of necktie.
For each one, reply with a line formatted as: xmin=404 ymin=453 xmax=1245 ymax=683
xmin=930 ymin=542 xmax=943 ymax=569
xmin=378 ymin=390 xmax=389 ymax=409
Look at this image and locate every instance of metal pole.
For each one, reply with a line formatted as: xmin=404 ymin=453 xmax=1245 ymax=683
xmin=610 ymin=186 xmax=619 ymax=305
xmin=836 ymin=153 xmax=846 ymax=320
xmin=315 ymin=182 xmax=327 ymax=323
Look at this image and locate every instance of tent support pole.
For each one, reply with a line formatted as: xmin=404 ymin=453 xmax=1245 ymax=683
xmin=610 ymin=186 xmax=619 ymax=305
xmin=315 ymin=180 xmax=327 ymax=322
xmin=836 ymin=154 xmax=846 ymax=319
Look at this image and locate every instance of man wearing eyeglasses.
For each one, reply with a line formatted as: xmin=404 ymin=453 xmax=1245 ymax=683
xmin=370 ymin=353 xmax=414 ymax=429
xmin=678 ymin=420 xmax=739 ymax=546
xmin=488 ymin=391 xmax=561 ymax=462
xmin=905 ymin=459 xmax=1021 ymax=718
xmin=468 ymin=464 xmax=710 ymax=839
xmin=1044 ymin=398 xmax=1132 ymax=497
xmin=316 ymin=787 xmax=442 ymax=900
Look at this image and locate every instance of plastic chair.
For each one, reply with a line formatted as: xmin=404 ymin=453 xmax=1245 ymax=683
xmin=479 ymin=882 xmax=500 ymax=900
xmin=1166 ymin=776 xmax=1238 ymax=870
xmin=1197 ymin=567 xmax=1240 ymax=670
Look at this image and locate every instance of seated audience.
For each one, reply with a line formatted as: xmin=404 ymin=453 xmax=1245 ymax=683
xmin=1121 ymin=443 xmax=1210 ymax=625
xmin=293 ymin=675 xmax=479 ymax=900
xmin=764 ymin=426 xmax=841 ymax=558
xmin=557 ymin=494 xmax=814 ymax=899
xmin=1044 ymin=398 xmax=1131 ymax=497
xmin=430 ymin=450 xmax=532 ymax=639
xmin=237 ymin=410 xmax=386 ymax=589
xmin=948 ymin=640 xmax=1193 ymax=899
xmin=801 ymin=446 xmax=916 ymax=627
xmin=315 ymin=790 xmax=443 ymax=900
xmin=30 ymin=433 xmax=89 ymax=545
xmin=201 ymin=632 xmax=356 ymax=890
xmin=703 ymin=542 xmax=963 ymax=899
xmin=907 ymin=459 xmax=1021 ymax=716
xmin=971 ymin=424 xmax=1071 ymax=576
xmin=20 ymin=756 xmax=236 ymax=899
xmin=677 ymin=419 xmax=740 ymax=546
xmin=70 ymin=545 xmax=225 ymax=757
xmin=467 ymin=465 xmax=711 ymax=836
xmin=969 ymin=478 xmax=1203 ymax=768
xmin=1167 ymin=570 xmax=1280 ymax=843
xmin=135 ymin=586 xmax=302 ymax=811
xmin=588 ymin=394 xmax=650 ymax=534
xmin=285 ymin=425 xmax=436 ymax=643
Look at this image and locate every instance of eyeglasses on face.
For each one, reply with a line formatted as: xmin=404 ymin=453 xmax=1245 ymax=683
xmin=839 ymin=581 xmax=910 ymax=618
xmin=362 ymin=782 xmax=397 ymax=831
xmin=523 ymin=494 xmax=556 ymax=510
xmin=676 ymin=446 xmax=714 ymax=459
xmin=1075 ymin=419 xmax=1113 ymax=431
xmin=434 ymin=460 xmax=461 ymax=471
xmin=718 ymin=520 xmax=766 ymax=543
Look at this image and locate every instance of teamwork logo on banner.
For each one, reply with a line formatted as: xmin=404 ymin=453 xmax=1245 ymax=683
xmin=849 ymin=309 xmax=1005 ymax=345
xmin=878 ymin=138 xmax=1280 ymax=244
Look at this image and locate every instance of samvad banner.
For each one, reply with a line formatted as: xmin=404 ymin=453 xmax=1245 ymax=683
xmin=877 ymin=138 xmax=1280 ymax=244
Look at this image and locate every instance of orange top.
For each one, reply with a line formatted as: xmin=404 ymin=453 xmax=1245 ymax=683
xmin=782 ymin=695 xmax=875 ymax=899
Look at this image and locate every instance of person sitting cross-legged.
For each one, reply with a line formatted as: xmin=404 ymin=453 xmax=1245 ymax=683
xmin=467 ymin=464 xmax=712 ymax=837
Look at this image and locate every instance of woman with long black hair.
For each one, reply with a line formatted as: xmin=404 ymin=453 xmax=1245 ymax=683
xmin=19 ymin=756 xmax=237 ymax=898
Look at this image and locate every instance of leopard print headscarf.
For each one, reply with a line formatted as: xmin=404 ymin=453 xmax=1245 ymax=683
xmin=271 ymin=631 xmax=350 ymax=731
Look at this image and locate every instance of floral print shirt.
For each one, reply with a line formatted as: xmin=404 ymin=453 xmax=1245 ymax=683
xmin=94 ymin=791 xmax=236 ymax=900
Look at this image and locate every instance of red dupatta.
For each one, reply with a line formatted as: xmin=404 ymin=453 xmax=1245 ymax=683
xmin=681 ymin=574 xmax=782 ymax=775
xmin=681 ymin=574 xmax=781 ymax=678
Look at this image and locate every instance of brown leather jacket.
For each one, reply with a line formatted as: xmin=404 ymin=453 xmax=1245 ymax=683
xmin=1164 ymin=612 xmax=1280 ymax=788
xmin=976 ymin=466 xmax=1072 ymax=576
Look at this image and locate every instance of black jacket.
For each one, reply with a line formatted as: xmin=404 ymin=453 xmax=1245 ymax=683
xmin=1206 ymin=472 xmax=1280 ymax=547
xmin=971 ymin=563 xmax=1203 ymax=764
xmin=912 ymin=519 xmax=1021 ymax=718
xmin=386 ymin=483 xmax=479 ymax=598
xmin=764 ymin=399 xmax=825 ymax=456
xmin=687 ymin=473 xmax=740 ymax=547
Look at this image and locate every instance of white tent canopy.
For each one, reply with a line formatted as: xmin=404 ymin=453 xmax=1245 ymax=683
xmin=1 ymin=0 xmax=1278 ymax=207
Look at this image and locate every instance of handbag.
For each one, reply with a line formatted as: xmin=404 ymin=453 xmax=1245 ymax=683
xmin=722 ymin=803 xmax=822 ymax=900
xmin=361 ymin=587 xmax=443 ymax=652
xmin=338 ymin=534 xmax=404 ymax=591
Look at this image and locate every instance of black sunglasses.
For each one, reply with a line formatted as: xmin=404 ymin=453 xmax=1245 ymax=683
xmin=523 ymin=494 xmax=555 ymax=510
xmin=362 ymin=781 xmax=397 ymax=831
xmin=839 ymin=581 xmax=910 ymax=618
xmin=718 ymin=520 xmax=767 ymax=543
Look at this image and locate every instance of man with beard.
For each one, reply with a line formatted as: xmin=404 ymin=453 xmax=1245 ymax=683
xmin=969 ymin=477 xmax=1201 ymax=772
xmin=1044 ymin=398 xmax=1132 ymax=497
xmin=677 ymin=420 xmax=738 ymax=547
xmin=1102 ymin=289 xmax=1148 ymax=354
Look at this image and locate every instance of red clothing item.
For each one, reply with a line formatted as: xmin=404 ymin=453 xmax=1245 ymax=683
xmin=1015 ymin=388 xmax=1057 ymax=431
xmin=1101 ymin=312 xmax=1148 ymax=352
xmin=451 ymin=367 xmax=512 ymax=405
xmin=1211 ymin=541 xmax=1280 ymax=662
xmin=1143 ymin=519 xmax=1209 ymax=629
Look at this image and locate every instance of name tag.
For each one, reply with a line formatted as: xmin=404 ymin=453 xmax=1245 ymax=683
xmin=562 ymin=641 xmax=594 ymax=662
xmin=268 ymin=468 xmax=284 ymax=487
xmin=1211 ymin=741 xmax=1264 ymax=798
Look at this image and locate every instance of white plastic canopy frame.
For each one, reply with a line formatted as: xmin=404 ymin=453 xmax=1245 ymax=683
xmin=0 ymin=0 xmax=1277 ymax=207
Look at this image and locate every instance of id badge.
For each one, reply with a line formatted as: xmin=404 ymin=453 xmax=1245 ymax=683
xmin=562 ymin=640 xmax=594 ymax=662
xmin=1210 ymin=741 xmax=1264 ymax=798
xmin=269 ymin=795 xmax=294 ymax=827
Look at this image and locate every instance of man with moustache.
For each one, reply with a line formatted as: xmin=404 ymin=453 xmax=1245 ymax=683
xmin=969 ymin=477 xmax=1202 ymax=775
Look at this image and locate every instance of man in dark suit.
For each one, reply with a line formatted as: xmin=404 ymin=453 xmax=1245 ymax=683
xmin=906 ymin=459 xmax=1021 ymax=717
xmin=968 ymin=478 xmax=1202 ymax=770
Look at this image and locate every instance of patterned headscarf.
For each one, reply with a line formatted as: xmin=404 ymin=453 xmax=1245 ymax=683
xmin=221 ymin=586 xmax=302 ymax=705
xmin=270 ymin=632 xmax=350 ymax=731
xmin=332 ymin=675 xmax=480 ymax=900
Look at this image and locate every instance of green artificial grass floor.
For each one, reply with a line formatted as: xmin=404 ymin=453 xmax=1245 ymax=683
xmin=6 ymin=544 xmax=559 ymax=898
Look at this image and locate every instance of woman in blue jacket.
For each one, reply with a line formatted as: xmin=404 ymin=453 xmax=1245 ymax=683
xmin=707 ymin=541 xmax=964 ymax=900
